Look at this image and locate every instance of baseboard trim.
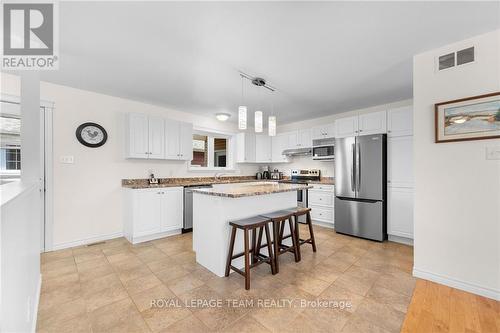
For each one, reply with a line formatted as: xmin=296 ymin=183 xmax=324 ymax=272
xmin=388 ymin=235 xmax=413 ymax=246
xmin=413 ymin=267 xmax=499 ymax=301
xmin=51 ymin=232 xmax=124 ymax=251
xmin=129 ymin=229 xmax=182 ymax=244
xmin=31 ymin=274 xmax=42 ymax=333
xmin=311 ymin=220 xmax=335 ymax=229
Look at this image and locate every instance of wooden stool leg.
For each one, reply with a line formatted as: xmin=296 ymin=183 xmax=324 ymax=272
xmin=251 ymin=228 xmax=256 ymax=264
xmin=294 ymin=215 xmax=301 ymax=261
xmin=255 ymin=226 xmax=264 ymax=259
xmin=272 ymin=220 xmax=280 ymax=274
xmin=278 ymin=220 xmax=285 ymax=246
xmin=288 ymin=218 xmax=300 ymax=262
xmin=225 ymin=226 xmax=237 ymax=277
xmin=264 ymin=223 xmax=276 ymax=275
xmin=243 ymin=229 xmax=250 ymax=290
xmin=306 ymin=212 xmax=317 ymax=252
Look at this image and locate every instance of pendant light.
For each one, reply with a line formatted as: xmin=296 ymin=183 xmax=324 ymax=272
xmin=268 ymin=94 xmax=276 ymax=136
xmin=255 ymin=111 xmax=263 ymax=133
xmin=238 ymin=75 xmax=247 ymax=130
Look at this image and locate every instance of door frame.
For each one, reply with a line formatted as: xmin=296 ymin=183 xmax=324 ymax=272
xmin=0 ymin=93 xmax=55 ymax=252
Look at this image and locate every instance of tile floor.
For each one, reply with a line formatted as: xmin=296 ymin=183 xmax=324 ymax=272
xmin=37 ymin=225 xmax=415 ymax=333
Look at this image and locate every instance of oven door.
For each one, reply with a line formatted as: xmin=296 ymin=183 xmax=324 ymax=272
xmin=297 ymin=189 xmax=308 ymax=222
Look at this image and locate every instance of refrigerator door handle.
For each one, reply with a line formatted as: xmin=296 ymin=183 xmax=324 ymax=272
xmin=356 ymin=142 xmax=361 ymax=192
xmin=351 ymin=143 xmax=356 ymax=192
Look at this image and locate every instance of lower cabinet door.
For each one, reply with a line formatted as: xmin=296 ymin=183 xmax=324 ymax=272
xmin=310 ymin=206 xmax=334 ymax=224
xmin=160 ymin=187 xmax=183 ymax=231
xmin=388 ymin=187 xmax=414 ymax=239
xmin=136 ymin=190 xmax=162 ymax=236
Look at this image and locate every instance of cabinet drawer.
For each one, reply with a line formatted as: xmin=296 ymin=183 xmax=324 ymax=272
xmin=311 ymin=184 xmax=334 ymax=192
xmin=309 ymin=191 xmax=334 ymax=206
xmin=310 ymin=206 xmax=333 ymax=222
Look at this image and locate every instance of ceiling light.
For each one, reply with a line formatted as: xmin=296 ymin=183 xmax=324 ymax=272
xmin=268 ymin=116 xmax=276 ymax=136
xmin=255 ymin=111 xmax=263 ymax=133
xmin=216 ymin=113 xmax=231 ymax=122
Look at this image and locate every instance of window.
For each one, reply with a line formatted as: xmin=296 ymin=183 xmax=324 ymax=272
xmin=190 ymin=130 xmax=232 ymax=170
xmin=0 ymin=107 xmax=21 ymax=182
xmin=1 ymin=148 xmax=21 ymax=170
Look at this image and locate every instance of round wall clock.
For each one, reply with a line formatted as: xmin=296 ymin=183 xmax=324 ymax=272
xmin=75 ymin=122 xmax=108 ymax=148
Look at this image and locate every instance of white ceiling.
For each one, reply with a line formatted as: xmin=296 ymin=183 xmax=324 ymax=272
xmin=39 ymin=1 xmax=499 ymax=124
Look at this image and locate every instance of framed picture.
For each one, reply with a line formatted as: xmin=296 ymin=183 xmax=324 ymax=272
xmin=435 ymin=92 xmax=500 ymax=143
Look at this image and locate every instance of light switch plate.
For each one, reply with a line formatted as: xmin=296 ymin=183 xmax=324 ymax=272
xmin=60 ymin=155 xmax=74 ymax=164
xmin=486 ymin=146 xmax=500 ymax=160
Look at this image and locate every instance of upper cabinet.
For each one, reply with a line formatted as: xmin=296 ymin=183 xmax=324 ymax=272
xmin=255 ymin=135 xmax=272 ymax=163
xmin=335 ymin=116 xmax=359 ymax=138
xmin=165 ymin=119 xmax=193 ymax=161
xmin=271 ymin=133 xmax=290 ymax=163
xmin=125 ymin=113 xmax=192 ymax=161
xmin=236 ymin=132 xmax=256 ymax=163
xmin=358 ymin=111 xmax=387 ymax=135
xmin=387 ymin=106 xmax=413 ymax=137
xmin=312 ymin=123 xmax=335 ymax=140
xmin=286 ymin=129 xmax=312 ymax=148
xmin=126 ymin=113 xmax=165 ymax=159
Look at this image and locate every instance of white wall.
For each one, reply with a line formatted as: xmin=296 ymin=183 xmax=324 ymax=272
xmin=1 ymin=73 xmax=260 ymax=250
xmin=413 ymin=30 xmax=500 ymax=300
xmin=273 ymin=99 xmax=413 ymax=177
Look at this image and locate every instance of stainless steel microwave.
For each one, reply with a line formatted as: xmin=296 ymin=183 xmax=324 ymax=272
xmin=312 ymin=138 xmax=335 ymax=160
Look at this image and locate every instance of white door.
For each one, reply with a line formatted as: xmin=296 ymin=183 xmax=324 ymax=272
xmin=298 ymin=129 xmax=312 ymax=147
xmin=165 ymin=119 xmax=180 ymax=159
xmin=388 ymin=136 xmax=414 ymax=188
xmin=388 ymin=187 xmax=414 ymax=239
xmin=388 ymin=106 xmax=413 ymax=137
xmin=127 ymin=113 xmax=149 ymax=158
xmin=311 ymin=126 xmax=325 ymax=140
xmin=358 ymin=111 xmax=387 ymax=135
xmin=148 ymin=116 xmax=165 ymax=159
xmin=179 ymin=122 xmax=193 ymax=161
xmin=255 ymin=135 xmax=272 ymax=162
xmin=136 ymin=190 xmax=162 ymax=236
xmin=271 ymin=133 xmax=289 ymax=162
xmin=323 ymin=123 xmax=335 ymax=138
xmin=335 ymin=116 xmax=358 ymax=138
xmin=160 ymin=188 xmax=183 ymax=231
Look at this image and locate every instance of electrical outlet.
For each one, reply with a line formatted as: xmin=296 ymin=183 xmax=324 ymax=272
xmin=486 ymin=146 xmax=500 ymax=160
xmin=60 ymin=155 xmax=74 ymax=164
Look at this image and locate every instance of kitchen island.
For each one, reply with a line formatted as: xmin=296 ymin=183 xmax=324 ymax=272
xmin=192 ymin=182 xmax=311 ymax=277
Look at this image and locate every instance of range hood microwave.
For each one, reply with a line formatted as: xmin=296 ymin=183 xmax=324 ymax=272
xmin=312 ymin=138 xmax=335 ymax=160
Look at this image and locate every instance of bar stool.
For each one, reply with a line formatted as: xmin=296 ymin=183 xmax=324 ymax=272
xmin=284 ymin=207 xmax=317 ymax=261
xmin=260 ymin=210 xmax=300 ymax=274
xmin=225 ymin=216 xmax=275 ymax=290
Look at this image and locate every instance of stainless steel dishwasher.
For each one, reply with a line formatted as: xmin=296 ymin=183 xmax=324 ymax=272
xmin=183 ymin=184 xmax=213 ymax=233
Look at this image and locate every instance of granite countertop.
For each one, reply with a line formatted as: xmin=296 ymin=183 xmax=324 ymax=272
xmin=308 ymin=177 xmax=335 ymax=185
xmin=191 ymin=182 xmax=312 ymax=198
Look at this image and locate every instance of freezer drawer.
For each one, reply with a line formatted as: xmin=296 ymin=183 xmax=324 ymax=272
xmin=334 ymin=197 xmax=386 ymax=241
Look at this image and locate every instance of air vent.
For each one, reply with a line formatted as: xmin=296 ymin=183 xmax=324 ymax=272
xmin=438 ymin=47 xmax=475 ymax=71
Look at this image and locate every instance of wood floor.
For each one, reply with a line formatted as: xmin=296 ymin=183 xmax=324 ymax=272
xmin=402 ymin=279 xmax=499 ymax=333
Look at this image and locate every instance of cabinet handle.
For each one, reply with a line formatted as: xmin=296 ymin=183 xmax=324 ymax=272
xmin=388 ymin=130 xmax=391 ymax=133
xmin=359 ymin=130 xmax=363 ymax=132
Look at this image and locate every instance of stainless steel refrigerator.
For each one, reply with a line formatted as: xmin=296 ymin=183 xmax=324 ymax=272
xmin=334 ymin=134 xmax=387 ymax=241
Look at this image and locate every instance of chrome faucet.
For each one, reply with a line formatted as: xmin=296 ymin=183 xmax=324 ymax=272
xmin=215 ymin=173 xmax=225 ymax=180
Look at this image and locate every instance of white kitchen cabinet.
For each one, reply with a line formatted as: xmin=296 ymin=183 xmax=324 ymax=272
xmin=388 ymin=136 xmax=414 ymax=188
xmin=312 ymin=123 xmax=335 ymax=140
xmin=148 ymin=116 xmax=166 ymax=159
xmin=126 ymin=113 xmax=165 ymax=159
xmin=124 ymin=187 xmax=184 ymax=244
xmin=388 ymin=106 xmax=413 ymax=137
xmin=271 ymin=133 xmax=290 ymax=163
xmin=285 ymin=129 xmax=312 ymax=148
xmin=308 ymin=185 xmax=335 ymax=227
xmin=388 ymin=187 xmax=414 ymax=239
xmin=335 ymin=116 xmax=359 ymax=138
xmin=255 ymin=135 xmax=272 ymax=162
xmin=236 ymin=132 xmax=256 ymax=163
xmin=358 ymin=111 xmax=387 ymax=135
xmin=165 ymin=119 xmax=193 ymax=161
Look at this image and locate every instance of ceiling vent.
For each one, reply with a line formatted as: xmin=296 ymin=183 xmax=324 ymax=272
xmin=438 ymin=46 xmax=475 ymax=71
